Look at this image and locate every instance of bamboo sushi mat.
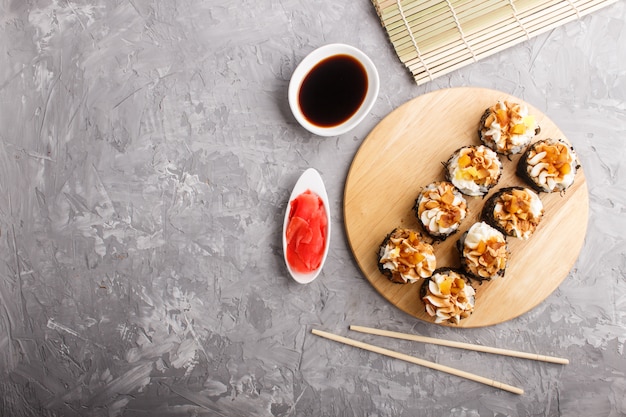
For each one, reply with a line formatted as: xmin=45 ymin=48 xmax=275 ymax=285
xmin=372 ymin=0 xmax=617 ymax=85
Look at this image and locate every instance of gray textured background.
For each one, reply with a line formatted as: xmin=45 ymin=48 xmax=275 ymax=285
xmin=1 ymin=0 xmax=625 ymax=416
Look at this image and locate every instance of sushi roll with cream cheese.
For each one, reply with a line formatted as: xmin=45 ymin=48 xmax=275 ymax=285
xmin=458 ymin=222 xmax=508 ymax=280
xmin=377 ymin=228 xmax=436 ymax=284
xmin=517 ymin=138 xmax=579 ymax=193
xmin=482 ymin=187 xmax=544 ymax=240
xmin=421 ymin=268 xmax=475 ymax=325
xmin=479 ymin=101 xmax=540 ymax=155
xmin=445 ymin=145 xmax=502 ymax=197
xmin=414 ymin=181 xmax=468 ymax=240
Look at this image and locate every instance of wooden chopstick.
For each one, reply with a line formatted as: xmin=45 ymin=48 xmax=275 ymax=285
xmin=311 ymin=329 xmax=524 ymax=395
xmin=350 ymin=325 xmax=569 ymax=365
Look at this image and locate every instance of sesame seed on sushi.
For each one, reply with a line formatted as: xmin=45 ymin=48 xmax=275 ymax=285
xmin=414 ymin=181 xmax=468 ymax=240
xmin=457 ymin=221 xmax=508 ymax=281
xmin=482 ymin=187 xmax=544 ymax=240
xmin=377 ymin=228 xmax=436 ymax=284
xmin=445 ymin=145 xmax=503 ymax=197
xmin=517 ymin=138 xmax=580 ymax=193
xmin=479 ymin=100 xmax=540 ymax=155
xmin=420 ymin=268 xmax=475 ymax=325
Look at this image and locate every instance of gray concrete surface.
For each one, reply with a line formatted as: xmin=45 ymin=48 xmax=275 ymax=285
xmin=0 ymin=0 xmax=625 ymax=416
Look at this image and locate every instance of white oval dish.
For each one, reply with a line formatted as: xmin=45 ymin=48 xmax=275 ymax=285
xmin=282 ymin=168 xmax=331 ymax=284
xmin=288 ymin=43 xmax=380 ymax=137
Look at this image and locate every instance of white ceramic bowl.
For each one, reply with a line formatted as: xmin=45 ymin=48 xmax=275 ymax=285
xmin=288 ymin=43 xmax=379 ymax=137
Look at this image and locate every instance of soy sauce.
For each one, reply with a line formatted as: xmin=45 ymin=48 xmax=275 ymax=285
xmin=298 ymin=54 xmax=368 ymax=128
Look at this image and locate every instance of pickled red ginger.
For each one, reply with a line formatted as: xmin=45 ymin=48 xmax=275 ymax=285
xmin=286 ymin=190 xmax=328 ymax=273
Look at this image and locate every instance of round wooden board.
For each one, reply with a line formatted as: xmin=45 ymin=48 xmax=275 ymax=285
xmin=344 ymin=87 xmax=589 ymax=328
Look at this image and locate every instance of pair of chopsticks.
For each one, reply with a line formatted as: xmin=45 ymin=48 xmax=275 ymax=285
xmin=312 ymin=325 xmax=570 ymax=395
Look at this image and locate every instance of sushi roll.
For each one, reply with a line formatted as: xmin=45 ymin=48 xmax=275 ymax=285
xmin=458 ymin=222 xmax=508 ymax=280
xmin=517 ymin=138 xmax=579 ymax=193
xmin=421 ymin=268 xmax=475 ymax=325
xmin=445 ymin=145 xmax=503 ymax=197
xmin=414 ymin=181 xmax=468 ymax=240
xmin=482 ymin=186 xmax=544 ymax=240
xmin=479 ymin=100 xmax=540 ymax=155
xmin=377 ymin=228 xmax=436 ymax=284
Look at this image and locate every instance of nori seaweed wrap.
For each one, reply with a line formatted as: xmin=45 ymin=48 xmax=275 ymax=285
xmin=414 ymin=181 xmax=467 ymax=240
xmin=482 ymin=186 xmax=544 ymax=240
xmin=479 ymin=100 xmax=540 ymax=155
xmin=445 ymin=145 xmax=502 ymax=197
xmin=421 ymin=268 xmax=475 ymax=325
xmin=377 ymin=228 xmax=436 ymax=284
xmin=457 ymin=222 xmax=508 ymax=281
xmin=517 ymin=138 xmax=580 ymax=193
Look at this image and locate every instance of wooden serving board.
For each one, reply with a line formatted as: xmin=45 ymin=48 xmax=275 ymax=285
xmin=344 ymin=87 xmax=589 ymax=328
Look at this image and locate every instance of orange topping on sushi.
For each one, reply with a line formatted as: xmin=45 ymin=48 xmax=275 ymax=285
xmin=486 ymin=101 xmax=528 ymax=134
xmin=437 ymin=275 xmax=466 ymax=296
xmin=440 ymin=189 xmax=456 ymax=205
xmin=454 ymin=147 xmax=500 ymax=185
xmin=528 ymin=141 xmax=574 ymax=182
xmin=438 ymin=277 xmax=453 ymax=295
xmin=458 ymin=153 xmax=472 ymax=168
xmin=395 ymin=232 xmax=434 ymax=277
xmin=511 ymin=124 xmax=525 ymax=134
xmin=379 ymin=228 xmax=436 ymax=283
xmin=464 ymin=237 xmax=507 ymax=278
xmin=423 ymin=270 xmax=475 ymax=324
xmin=496 ymin=108 xmax=509 ymax=126
xmin=481 ymin=101 xmax=538 ymax=154
xmin=417 ymin=182 xmax=467 ymax=232
xmin=491 ymin=188 xmax=543 ymax=239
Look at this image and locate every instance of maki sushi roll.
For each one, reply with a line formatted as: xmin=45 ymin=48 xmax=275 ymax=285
xmin=421 ymin=268 xmax=475 ymax=325
xmin=482 ymin=186 xmax=544 ymax=240
xmin=377 ymin=228 xmax=436 ymax=284
xmin=517 ymin=138 xmax=579 ymax=193
xmin=414 ymin=181 xmax=468 ymax=240
xmin=458 ymin=222 xmax=508 ymax=280
xmin=479 ymin=101 xmax=540 ymax=155
xmin=445 ymin=145 xmax=503 ymax=197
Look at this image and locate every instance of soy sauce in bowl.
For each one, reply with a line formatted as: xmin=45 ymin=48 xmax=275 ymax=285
xmin=288 ymin=43 xmax=379 ymax=137
xmin=298 ymin=55 xmax=368 ymax=128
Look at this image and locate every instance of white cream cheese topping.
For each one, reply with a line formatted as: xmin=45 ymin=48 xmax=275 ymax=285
xmin=464 ymin=221 xmax=504 ymax=249
xmin=448 ymin=146 xmax=502 ymax=197
xmin=481 ymin=101 xmax=538 ymax=154
xmin=493 ymin=189 xmax=543 ymax=239
xmin=379 ymin=230 xmax=436 ymax=283
xmin=423 ymin=271 xmax=475 ymax=324
xmin=525 ymin=140 xmax=577 ymax=191
xmin=462 ymin=222 xmax=508 ymax=279
xmin=417 ymin=182 xmax=467 ymax=235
